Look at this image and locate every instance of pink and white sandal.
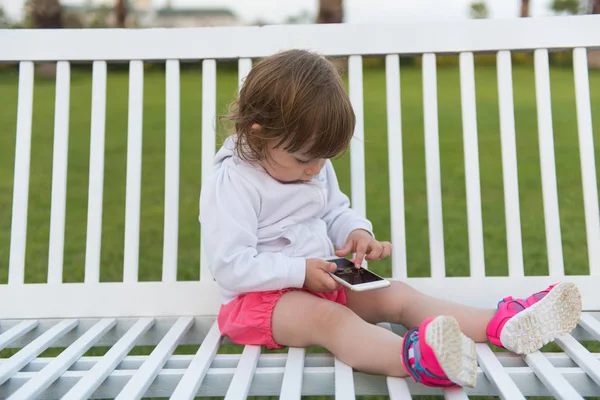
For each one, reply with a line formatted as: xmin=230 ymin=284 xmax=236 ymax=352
xmin=486 ymin=282 xmax=582 ymax=354
xmin=402 ymin=315 xmax=477 ymax=388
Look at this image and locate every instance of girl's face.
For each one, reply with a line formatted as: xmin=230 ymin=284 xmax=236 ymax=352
xmin=260 ymin=139 xmax=326 ymax=184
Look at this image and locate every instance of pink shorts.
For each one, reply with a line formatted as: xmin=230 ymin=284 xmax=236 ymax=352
xmin=217 ymin=287 xmax=347 ymax=349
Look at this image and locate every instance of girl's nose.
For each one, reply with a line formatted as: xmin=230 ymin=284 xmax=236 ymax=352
xmin=305 ymin=160 xmax=324 ymax=176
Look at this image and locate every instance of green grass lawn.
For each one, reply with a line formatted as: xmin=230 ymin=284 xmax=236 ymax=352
xmin=0 ymin=61 xmax=599 ymax=399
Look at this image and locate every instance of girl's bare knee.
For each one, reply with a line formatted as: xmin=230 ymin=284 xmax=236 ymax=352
xmin=272 ymin=291 xmax=349 ymax=348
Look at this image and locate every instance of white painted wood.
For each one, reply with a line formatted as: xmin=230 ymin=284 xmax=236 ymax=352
xmin=1 ymin=277 xmax=599 ymax=319
xmin=523 ymin=351 xmax=584 ymax=400
xmin=534 ymin=49 xmax=565 ymax=277
xmin=200 ymin=59 xmax=216 ymax=282
xmin=162 ymin=59 xmax=180 ymax=283
xmin=555 ymin=334 xmax=600 ymax=387
xmin=579 ymin=313 xmax=600 ymax=340
xmin=115 ymin=316 xmax=193 ymax=400
xmin=8 ymin=61 xmax=34 ymax=285
xmin=386 ymin=377 xmax=412 ymax=399
xmin=348 ymin=55 xmax=367 ymax=223
xmin=62 ymin=318 xmax=154 ymax=400
xmin=0 ymin=352 xmax=334 ymax=373
xmin=496 ymin=50 xmax=525 ymax=278
xmin=84 ymin=61 xmax=107 ymax=284
xmin=0 ymin=319 xmax=77 ymax=386
xmin=573 ymin=48 xmax=600 ymax=275
xmin=385 ymin=54 xmax=407 ymax=280
xmin=123 ymin=60 xmax=144 ymax=283
xmin=3 ymin=16 xmax=600 ymax=61
xmin=47 ymin=61 xmax=71 ymax=284
xmin=422 ymin=53 xmax=445 ymax=278
xmin=6 ymin=318 xmax=115 ymax=400
xmin=0 ymin=320 xmax=38 ymax=351
xmin=280 ymin=347 xmax=305 ymax=400
xmin=224 ymin=345 xmax=261 ymax=400
xmin=443 ymin=387 xmax=469 ymax=400
xmin=238 ymin=57 xmax=252 ymax=90
xmin=476 ymin=343 xmax=525 ymax=400
xmin=334 ymin=357 xmax=355 ymax=399
xmin=377 ymin=322 xmax=411 ymax=399
xmin=170 ymin=321 xmax=222 ymax=400
xmin=1 ymin=365 xmax=600 ymax=398
xmin=459 ymin=52 xmax=485 ymax=278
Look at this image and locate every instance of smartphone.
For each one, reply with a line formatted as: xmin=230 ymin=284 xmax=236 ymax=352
xmin=325 ymin=257 xmax=391 ymax=291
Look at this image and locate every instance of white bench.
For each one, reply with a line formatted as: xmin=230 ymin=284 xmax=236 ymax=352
xmin=1 ymin=15 xmax=600 ymax=399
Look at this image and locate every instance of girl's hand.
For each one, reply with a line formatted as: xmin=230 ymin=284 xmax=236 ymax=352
xmin=335 ymin=229 xmax=392 ymax=268
xmin=304 ymin=258 xmax=340 ymax=292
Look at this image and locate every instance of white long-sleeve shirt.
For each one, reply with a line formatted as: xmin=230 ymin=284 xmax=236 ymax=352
xmin=199 ymin=136 xmax=373 ymax=304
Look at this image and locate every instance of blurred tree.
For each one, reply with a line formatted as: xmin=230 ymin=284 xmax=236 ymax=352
xmin=0 ymin=6 xmax=10 ymax=27
xmin=285 ymin=9 xmax=313 ymax=24
xmin=470 ymin=1 xmax=489 ymax=18
xmin=115 ymin=0 xmax=126 ymax=28
xmin=31 ymin=0 xmax=62 ymax=28
xmin=551 ymin=0 xmax=584 ymax=14
xmin=317 ymin=0 xmax=343 ymax=23
xmin=521 ymin=0 xmax=530 ymax=16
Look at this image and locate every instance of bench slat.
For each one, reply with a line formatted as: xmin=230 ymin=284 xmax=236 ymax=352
xmin=171 ymin=321 xmax=222 ymax=400
xmin=534 ymin=48 xmax=565 ymax=277
xmin=523 ymin=351 xmax=583 ymax=400
xmin=555 ymin=334 xmax=600 ymax=387
xmin=496 ymin=50 xmax=525 ymax=278
xmin=8 ymin=61 xmax=34 ymax=285
xmin=334 ymin=357 xmax=355 ymax=399
xmin=238 ymin=58 xmax=252 ymax=89
xmin=47 ymin=61 xmax=71 ymax=284
xmin=443 ymin=387 xmax=469 ymax=400
xmin=385 ymin=54 xmax=407 ymax=280
xmin=162 ymin=59 xmax=180 ymax=282
xmin=84 ymin=61 xmax=107 ymax=284
xmin=579 ymin=313 xmax=600 ymax=340
xmin=224 ymin=345 xmax=261 ymax=400
xmin=200 ymin=59 xmax=217 ymax=282
xmin=378 ymin=323 xmax=412 ymax=399
xmin=386 ymin=377 xmax=411 ymax=399
xmin=0 ymin=321 xmax=38 ymax=352
xmin=0 ymin=319 xmax=77 ymax=386
xmin=62 ymin=317 xmax=155 ymax=400
xmin=573 ymin=47 xmax=600 ymax=275
xmin=123 ymin=60 xmax=145 ymax=283
xmin=115 ymin=316 xmax=193 ymax=400
xmin=422 ymin=53 xmax=445 ymax=278
xmin=6 ymin=318 xmax=115 ymax=400
xmin=280 ymin=347 xmax=305 ymax=400
xmin=459 ymin=52 xmax=485 ymax=278
xmin=349 ymin=55 xmax=367 ymax=222
xmin=476 ymin=344 xmax=525 ymax=400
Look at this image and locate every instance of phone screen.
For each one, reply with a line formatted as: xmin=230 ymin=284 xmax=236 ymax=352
xmin=330 ymin=258 xmax=384 ymax=285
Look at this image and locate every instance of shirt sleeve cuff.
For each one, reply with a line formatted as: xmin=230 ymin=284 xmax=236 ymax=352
xmin=284 ymin=257 xmax=307 ymax=288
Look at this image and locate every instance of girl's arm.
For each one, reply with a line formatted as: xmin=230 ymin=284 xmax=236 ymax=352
xmin=200 ymin=166 xmax=306 ymax=294
xmin=321 ymin=160 xmax=374 ymax=249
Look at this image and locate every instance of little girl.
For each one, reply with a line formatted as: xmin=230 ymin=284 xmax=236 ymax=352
xmin=199 ymin=49 xmax=582 ymax=388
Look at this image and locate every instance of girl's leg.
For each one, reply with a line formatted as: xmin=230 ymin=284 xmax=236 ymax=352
xmin=345 ymin=281 xmax=494 ymax=342
xmin=345 ymin=280 xmax=582 ymax=354
xmin=271 ymin=290 xmax=407 ymax=377
xmin=272 ymin=290 xmax=478 ymax=387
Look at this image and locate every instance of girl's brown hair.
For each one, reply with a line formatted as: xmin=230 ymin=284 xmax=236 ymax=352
xmin=222 ymin=49 xmax=355 ymax=163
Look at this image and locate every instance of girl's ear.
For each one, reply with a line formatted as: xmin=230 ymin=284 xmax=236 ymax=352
xmin=250 ymin=123 xmax=262 ymax=133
